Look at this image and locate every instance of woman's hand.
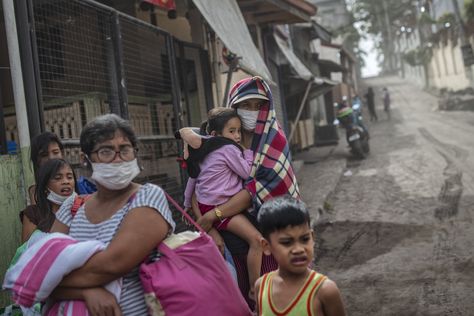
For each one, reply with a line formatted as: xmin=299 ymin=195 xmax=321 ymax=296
xmin=181 ymin=208 xmax=195 ymax=227
xmin=207 ymin=228 xmax=225 ymax=254
xmin=196 ymin=211 xmax=216 ymax=232
xmin=83 ymin=287 xmax=122 ymax=316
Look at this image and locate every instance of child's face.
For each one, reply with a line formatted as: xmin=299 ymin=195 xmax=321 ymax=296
xmin=263 ymin=223 xmax=314 ymax=275
xmin=38 ymin=142 xmax=63 ymax=167
xmin=48 ymin=165 xmax=75 ymax=197
xmin=218 ymin=117 xmax=242 ymax=144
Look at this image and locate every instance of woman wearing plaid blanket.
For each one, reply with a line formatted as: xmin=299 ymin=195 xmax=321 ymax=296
xmin=192 ymin=76 xmax=300 ymax=308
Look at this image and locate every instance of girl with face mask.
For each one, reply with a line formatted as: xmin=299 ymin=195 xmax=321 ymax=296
xmin=49 ymin=114 xmax=175 ymax=315
xmin=180 ymin=107 xmax=264 ymax=300
xmin=20 ymin=158 xmax=78 ymax=243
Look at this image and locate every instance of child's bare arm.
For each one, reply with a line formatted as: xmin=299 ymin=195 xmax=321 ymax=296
xmin=190 ymin=193 xmax=225 ymax=254
xmin=179 ymin=128 xmax=202 ymax=149
xmin=317 ymin=279 xmax=346 ymax=316
xmin=190 ymin=192 xmax=201 ymax=219
xmin=184 ymin=179 xmax=196 ymax=209
xmin=254 ymin=277 xmax=263 ymax=315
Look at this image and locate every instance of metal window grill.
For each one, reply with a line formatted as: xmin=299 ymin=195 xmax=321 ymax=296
xmin=174 ymin=41 xmax=212 ymax=127
xmin=26 ymin=0 xmax=208 ymax=231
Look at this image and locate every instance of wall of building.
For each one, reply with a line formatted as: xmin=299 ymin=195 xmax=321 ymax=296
xmin=431 ymin=0 xmax=464 ymax=21
xmin=136 ymin=6 xmax=192 ymax=42
xmin=0 ymin=154 xmax=26 ymax=306
xmin=397 ymin=24 xmax=472 ymax=91
xmin=397 ymin=28 xmax=425 ymax=87
xmin=310 ymin=0 xmax=349 ymax=32
xmin=310 ymin=95 xmax=327 ymax=126
xmin=403 ymin=63 xmax=425 ymax=87
xmin=429 ymin=38 xmax=471 ymax=90
xmin=0 ymin=3 xmax=28 ymax=306
xmin=289 ymin=118 xmax=314 ymax=149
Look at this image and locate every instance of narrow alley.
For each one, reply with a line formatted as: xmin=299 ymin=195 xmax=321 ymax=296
xmin=3 ymin=0 xmax=474 ymax=314
xmin=298 ymin=76 xmax=474 ymax=315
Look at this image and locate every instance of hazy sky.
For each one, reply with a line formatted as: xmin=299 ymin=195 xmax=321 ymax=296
xmin=360 ymin=35 xmax=381 ymax=78
xmin=347 ymin=0 xmax=380 ymax=78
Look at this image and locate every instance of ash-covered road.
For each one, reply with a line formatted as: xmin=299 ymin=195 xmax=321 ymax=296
xmin=298 ymin=76 xmax=474 ymax=315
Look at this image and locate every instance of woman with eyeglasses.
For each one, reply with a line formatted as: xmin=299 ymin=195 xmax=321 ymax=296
xmin=49 ymin=113 xmax=175 ymax=315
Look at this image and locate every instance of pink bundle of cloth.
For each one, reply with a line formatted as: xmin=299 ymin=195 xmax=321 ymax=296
xmin=3 ymin=232 xmax=121 ymax=315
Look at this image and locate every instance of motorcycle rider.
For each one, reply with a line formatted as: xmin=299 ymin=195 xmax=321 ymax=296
xmin=337 ymin=96 xmax=368 ymax=135
xmin=334 ymin=98 xmax=370 ymax=158
xmin=382 ymin=87 xmax=391 ymax=120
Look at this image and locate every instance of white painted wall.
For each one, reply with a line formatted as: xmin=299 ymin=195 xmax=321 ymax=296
xmin=311 ymin=39 xmax=342 ymax=69
xmin=428 ymin=39 xmax=471 ymax=90
xmin=397 ymin=20 xmax=472 ymax=91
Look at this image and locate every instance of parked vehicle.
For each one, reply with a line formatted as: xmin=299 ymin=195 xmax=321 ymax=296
xmin=351 ymin=101 xmax=370 ymax=133
xmin=334 ymin=101 xmax=370 ymax=159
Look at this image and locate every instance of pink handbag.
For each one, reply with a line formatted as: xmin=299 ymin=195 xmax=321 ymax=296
xmin=139 ymin=192 xmax=252 ymax=316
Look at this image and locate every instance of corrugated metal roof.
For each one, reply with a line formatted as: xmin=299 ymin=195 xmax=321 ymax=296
xmin=192 ymin=0 xmax=272 ymax=81
xmin=237 ymin=0 xmax=316 ymax=24
xmin=274 ymin=33 xmax=313 ymax=80
xmin=274 ymin=33 xmax=338 ymax=87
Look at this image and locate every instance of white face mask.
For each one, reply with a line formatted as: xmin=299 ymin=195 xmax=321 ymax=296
xmin=91 ymin=159 xmax=140 ymax=190
xmin=237 ymin=109 xmax=259 ymax=131
xmin=47 ymin=190 xmax=75 ymax=206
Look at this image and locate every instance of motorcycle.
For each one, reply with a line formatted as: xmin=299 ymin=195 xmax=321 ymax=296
xmin=334 ymin=100 xmax=370 ymax=159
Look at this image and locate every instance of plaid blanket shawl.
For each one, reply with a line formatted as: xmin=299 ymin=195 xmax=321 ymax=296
xmin=228 ymin=77 xmax=300 ymax=212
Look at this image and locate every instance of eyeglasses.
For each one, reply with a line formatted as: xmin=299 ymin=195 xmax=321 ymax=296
xmin=91 ymin=146 xmax=137 ymax=163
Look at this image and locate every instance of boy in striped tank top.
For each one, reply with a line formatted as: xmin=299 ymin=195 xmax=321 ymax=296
xmin=255 ymin=196 xmax=346 ymax=316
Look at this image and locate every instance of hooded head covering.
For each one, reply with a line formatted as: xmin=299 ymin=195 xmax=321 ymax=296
xmin=229 ymin=76 xmax=300 ymax=213
xmin=228 ymin=78 xmax=269 ymax=107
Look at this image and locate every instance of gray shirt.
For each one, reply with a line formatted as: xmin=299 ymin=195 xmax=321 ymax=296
xmin=56 ymin=183 xmax=175 ymax=315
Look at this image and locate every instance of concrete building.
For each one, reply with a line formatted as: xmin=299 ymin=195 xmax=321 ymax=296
xmin=0 ymin=0 xmax=319 ymax=304
xmin=399 ymin=0 xmax=474 ymax=91
xmin=298 ymin=0 xmax=360 ymax=146
xmin=309 ymin=0 xmax=350 ymax=32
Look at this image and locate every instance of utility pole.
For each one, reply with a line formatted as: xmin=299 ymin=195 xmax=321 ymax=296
xmin=416 ymin=0 xmax=430 ymax=88
xmin=382 ymin=0 xmax=395 ymax=72
xmin=3 ymin=0 xmax=34 ymax=197
xmin=397 ymin=36 xmax=405 ymax=78
xmin=452 ymin=0 xmax=474 ymax=85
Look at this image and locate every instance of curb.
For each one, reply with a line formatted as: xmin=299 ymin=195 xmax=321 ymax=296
xmin=296 ymin=150 xmax=346 ymax=222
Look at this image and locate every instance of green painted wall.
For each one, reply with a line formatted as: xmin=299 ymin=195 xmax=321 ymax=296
xmin=0 ymin=149 xmax=31 ymax=307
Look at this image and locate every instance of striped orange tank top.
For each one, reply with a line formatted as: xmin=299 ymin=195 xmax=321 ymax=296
xmin=258 ymin=270 xmax=327 ymax=316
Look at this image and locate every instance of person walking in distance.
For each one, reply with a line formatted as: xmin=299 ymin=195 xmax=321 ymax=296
xmin=382 ymin=87 xmax=391 ymax=120
xmin=365 ymin=87 xmax=377 ymax=122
